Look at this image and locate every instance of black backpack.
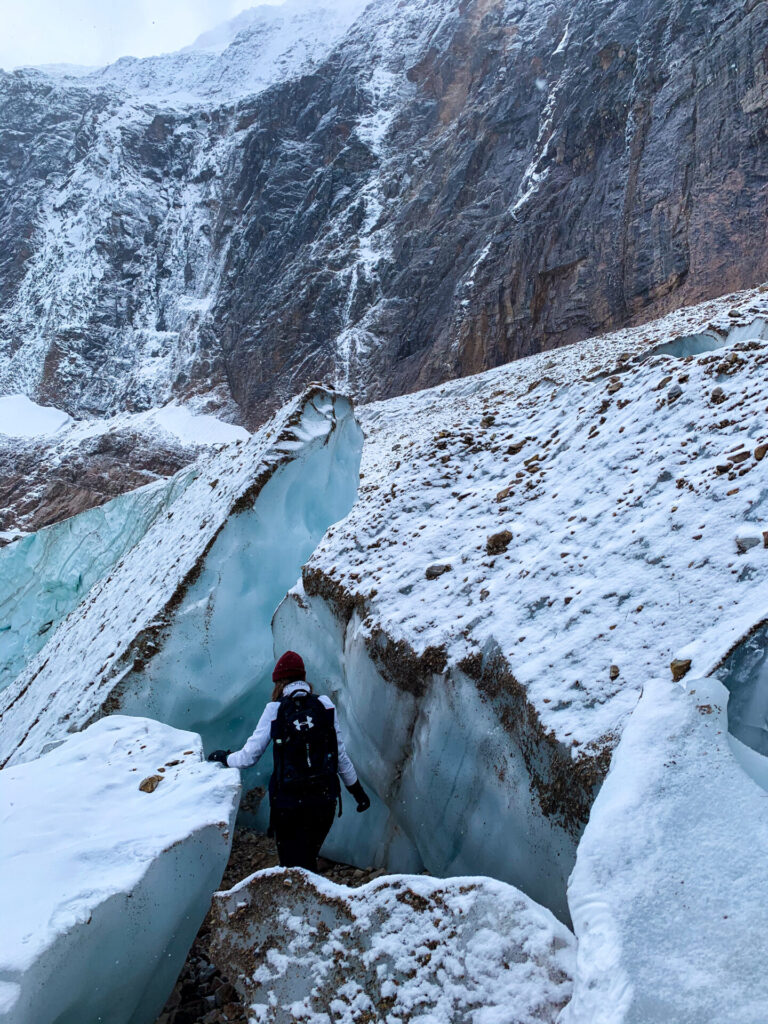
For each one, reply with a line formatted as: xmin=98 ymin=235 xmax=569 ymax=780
xmin=269 ymin=691 xmax=340 ymax=811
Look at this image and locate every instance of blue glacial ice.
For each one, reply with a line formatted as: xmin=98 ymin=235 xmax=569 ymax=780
xmin=0 ymin=469 xmax=196 ymax=693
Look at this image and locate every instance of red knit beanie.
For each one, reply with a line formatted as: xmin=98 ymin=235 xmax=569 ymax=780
xmin=272 ymin=650 xmax=306 ymax=682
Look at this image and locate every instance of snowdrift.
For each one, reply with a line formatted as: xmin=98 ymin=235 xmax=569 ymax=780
xmin=209 ymin=868 xmax=575 ymax=1024
xmin=0 ymin=715 xmax=241 ymax=1024
xmin=0 ymin=386 xmax=362 ymax=767
xmin=274 ymin=290 xmax=768 ymax=918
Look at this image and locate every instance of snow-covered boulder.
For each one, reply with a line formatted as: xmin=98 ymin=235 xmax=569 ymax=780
xmin=562 ymin=675 xmax=768 ymax=1024
xmin=209 ymin=869 xmax=575 ymax=1024
xmin=274 ymin=297 xmax=768 ymax=918
xmin=0 ymin=715 xmax=241 ymax=1024
xmin=0 ymin=386 xmax=362 ymax=768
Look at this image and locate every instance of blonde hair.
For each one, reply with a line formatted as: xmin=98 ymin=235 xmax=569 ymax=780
xmin=271 ymin=678 xmax=313 ymax=702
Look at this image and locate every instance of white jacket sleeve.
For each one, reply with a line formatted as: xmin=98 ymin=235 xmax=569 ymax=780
xmin=320 ymin=695 xmax=358 ymax=787
xmin=226 ymin=702 xmax=278 ymax=769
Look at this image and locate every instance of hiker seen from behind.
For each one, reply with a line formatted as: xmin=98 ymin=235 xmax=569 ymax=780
xmin=208 ymin=651 xmax=370 ymax=872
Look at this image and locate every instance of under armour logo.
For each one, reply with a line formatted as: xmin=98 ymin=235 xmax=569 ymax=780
xmin=293 ymin=716 xmax=313 ymax=732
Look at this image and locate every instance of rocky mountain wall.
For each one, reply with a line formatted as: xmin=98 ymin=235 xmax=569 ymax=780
xmin=0 ymin=0 xmax=766 ymax=427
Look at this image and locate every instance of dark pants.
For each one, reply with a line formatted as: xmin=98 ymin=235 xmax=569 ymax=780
xmin=271 ymin=800 xmax=336 ymax=872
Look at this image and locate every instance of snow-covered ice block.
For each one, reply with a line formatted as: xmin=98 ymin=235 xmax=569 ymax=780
xmin=562 ymin=675 xmax=768 ymax=1024
xmin=0 ymin=715 xmax=241 ymax=1024
xmin=209 ymin=868 xmax=575 ymax=1024
xmin=281 ymin=307 xmax=768 ymax=916
xmin=0 ymin=386 xmax=362 ymax=768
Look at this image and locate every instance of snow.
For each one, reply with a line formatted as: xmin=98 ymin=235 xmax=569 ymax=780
xmin=0 ymin=386 xmax=362 ymax=769
xmin=75 ymin=0 xmax=368 ymax=108
xmin=0 ymin=394 xmax=71 ymax=437
xmin=0 ymin=397 xmax=246 ymax=451
xmin=141 ymin=403 xmax=249 ymax=445
xmin=562 ymin=674 xmax=768 ymax=1023
xmin=0 ymin=714 xmax=240 ymax=1024
xmin=210 ymin=868 xmax=575 ymax=1024
xmin=304 ymin=288 xmax=768 ymax=753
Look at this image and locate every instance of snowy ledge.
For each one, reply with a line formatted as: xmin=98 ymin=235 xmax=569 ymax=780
xmin=299 ymin=286 xmax=768 ymax=757
xmin=268 ymin=288 xmax=768 ymax=917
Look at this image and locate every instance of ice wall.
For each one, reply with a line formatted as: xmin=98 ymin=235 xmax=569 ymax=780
xmin=117 ymin=395 xmax=362 ymax=754
xmin=273 ymin=588 xmax=578 ymax=922
xmin=0 ymin=715 xmax=240 ymax=1024
xmin=0 ymin=469 xmax=196 ymax=692
xmin=0 ymin=387 xmax=362 ymax=767
xmin=562 ymin=675 xmax=768 ymax=1024
xmin=717 ymin=622 xmax=768 ymax=758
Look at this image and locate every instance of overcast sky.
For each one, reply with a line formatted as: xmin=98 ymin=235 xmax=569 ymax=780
xmin=0 ymin=0 xmax=283 ymax=70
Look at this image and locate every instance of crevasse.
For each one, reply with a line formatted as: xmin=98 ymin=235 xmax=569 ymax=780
xmin=0 ymin=388 xmax=363 ymax=768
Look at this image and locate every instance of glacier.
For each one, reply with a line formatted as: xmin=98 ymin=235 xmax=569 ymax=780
xmin=0 ymin=291 xmax=766 ymax=1020
xmin=209 ymin=868 xmax=575 ymax=1024
xmin=0 ymin=386 xmax=362 ymax=768
xmin=0 ymin=715 xmax=241 ymax=1024
xmin=271 ymin=293 xmax=768 ymax=924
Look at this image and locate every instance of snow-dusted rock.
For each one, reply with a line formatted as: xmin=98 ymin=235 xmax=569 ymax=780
xmin=80 ymin=0 xmax=367 ymax=108
xmin=0 ymin=398 xmax=249 ymax=535
xmin=0 ymin=715 xmax=240 ymax=1024
xmin=209 ymin=869 xmax=575 ymax=1024
xmin=274 ymin=300 xmax=768 ymax=917
xmin=0 ymin=386 xmax=361 ymax=768
xmin=3 ymin=0 xmax=767 ymax=435
xmin=562 ymin=675 xmax=768 ymax=1024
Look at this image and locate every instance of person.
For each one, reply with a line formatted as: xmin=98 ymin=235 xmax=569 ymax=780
xmin=208 ymin=650 xmax=370 ymax=871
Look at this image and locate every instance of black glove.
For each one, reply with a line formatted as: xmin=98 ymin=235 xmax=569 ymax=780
xmin=207 ymin=749 xmax=231 ymax=766
xmin=347 ymin=780 xmax=370 ymax=813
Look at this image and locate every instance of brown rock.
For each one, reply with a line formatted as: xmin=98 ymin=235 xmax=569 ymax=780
xmin=609 ymin=665 xmax=620 ymax=680
xmin=670 ymin=658 xmax=692 ymax=682
xmin=486 ymin=530 xmax=514 ymax=555
xmin=730 ymin=450 xmax=750 ymax=464
xmin=425 ymin=563 xmax=452 ymax=580
xmin=755 ymin=443 xmax=768 ymax=461
xmin=139 ymin=774 xmax=163 ymax=793
xmin=711 ymin=387 xmax=726 ymax=405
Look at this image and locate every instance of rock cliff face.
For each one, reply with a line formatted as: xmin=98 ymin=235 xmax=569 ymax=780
xmin=1 ymin=0 xmax=766 ymax=428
